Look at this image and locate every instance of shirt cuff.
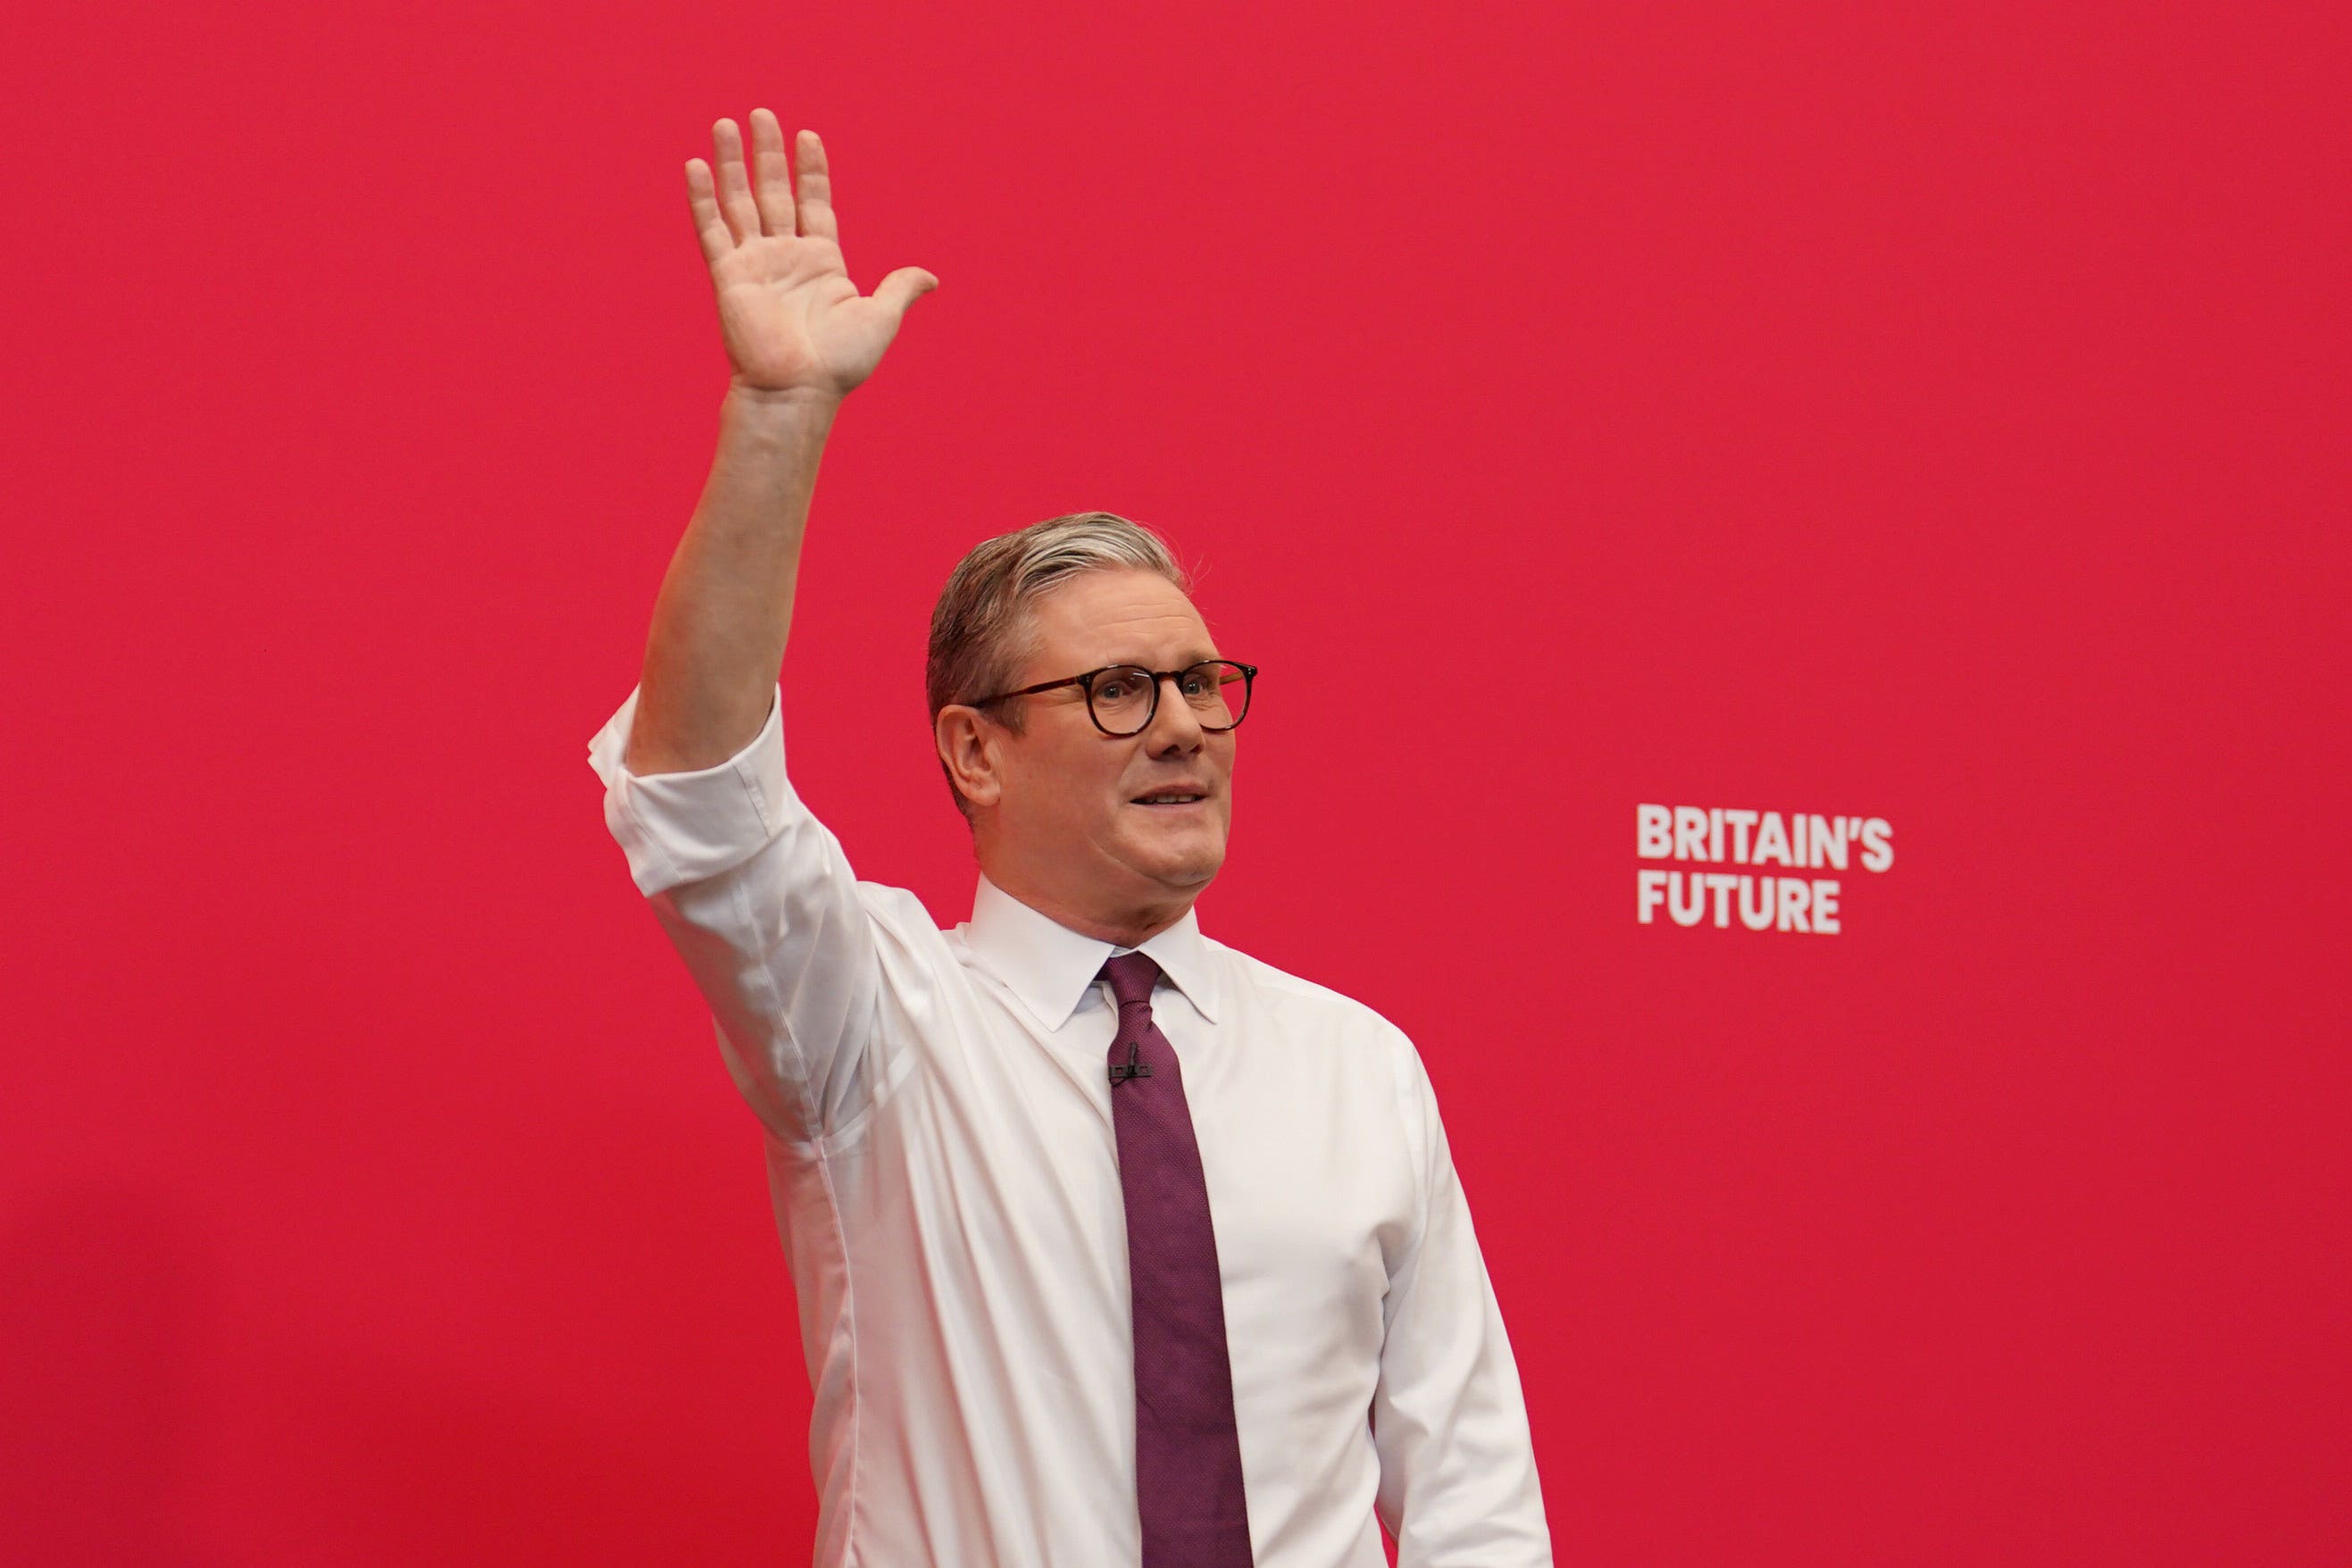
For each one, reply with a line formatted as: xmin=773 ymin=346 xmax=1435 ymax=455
xmin=585 ymin=681 xmax=788 ymax=897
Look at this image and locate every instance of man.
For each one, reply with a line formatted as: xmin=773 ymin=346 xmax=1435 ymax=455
xmin=587 ymin=107 xmax=1553 ymax=1565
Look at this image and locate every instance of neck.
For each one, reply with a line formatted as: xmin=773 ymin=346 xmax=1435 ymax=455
xmin=980 ymin=860 xmax=1197 ymax=949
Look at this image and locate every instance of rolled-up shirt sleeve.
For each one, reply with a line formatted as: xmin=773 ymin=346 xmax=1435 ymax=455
xmin=587 ymin=681 xmax=887 ymax=1154
xmin=1371 ymin=1030 xmax=1555 ymax=1565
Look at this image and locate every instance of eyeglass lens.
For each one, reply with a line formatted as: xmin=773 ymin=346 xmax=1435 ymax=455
xmin=1088 ymin=663 xmax=1250 ymax=735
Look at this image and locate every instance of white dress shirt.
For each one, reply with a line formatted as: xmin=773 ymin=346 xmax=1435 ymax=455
xmin=587 ymin=680 xmax=1552 ymax=1566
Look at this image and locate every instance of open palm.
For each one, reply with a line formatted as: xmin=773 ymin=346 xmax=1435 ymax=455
xmin=687 ymin=109 xmax=937 ymax=396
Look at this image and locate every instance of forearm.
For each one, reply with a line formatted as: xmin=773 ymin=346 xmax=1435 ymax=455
xmin=625 ymin=382 xmax=842 ymax=775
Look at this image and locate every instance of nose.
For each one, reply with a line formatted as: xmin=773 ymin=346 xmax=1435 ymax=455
xmin=1141 ymin=671 xmax=1206 ymax=754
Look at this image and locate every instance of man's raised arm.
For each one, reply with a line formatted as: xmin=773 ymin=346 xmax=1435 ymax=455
xmin=625 ymin=109 xmax=936 ymax=776
xmin=588 ymin=110 xmax=937 ymax=1154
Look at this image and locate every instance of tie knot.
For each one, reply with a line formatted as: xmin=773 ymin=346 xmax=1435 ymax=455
xmin=1100 ymin=951 xmax=1163 ymax=1010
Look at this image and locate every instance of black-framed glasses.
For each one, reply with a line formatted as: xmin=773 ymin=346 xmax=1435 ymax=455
xmin=970 ymin=660 xmax=1257 ymax=738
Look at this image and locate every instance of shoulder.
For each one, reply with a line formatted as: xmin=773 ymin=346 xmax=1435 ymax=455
xmin=1208 ymin=937 xmax=1420 ymax=1057
xmin=853 ymin=879 xmax=963 ymax=967
xmin=854 ymin=877 xmax=936 ymax=924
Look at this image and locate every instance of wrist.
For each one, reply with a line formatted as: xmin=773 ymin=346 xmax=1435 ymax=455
xmin=724 ymin=377 xmax=845 ymax=413
xmin=720 ymin=380 xmax=845 ymax=448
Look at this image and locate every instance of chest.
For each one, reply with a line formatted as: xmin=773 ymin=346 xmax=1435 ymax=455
xmin=880 ymin=983 xmax=1418 ymax=1319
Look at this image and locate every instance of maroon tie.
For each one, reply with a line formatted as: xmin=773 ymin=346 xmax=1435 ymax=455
xmin=1101 ymin=951 xmax=1255 ymax=1565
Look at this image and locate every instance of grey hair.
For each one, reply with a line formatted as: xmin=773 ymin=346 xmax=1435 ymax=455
xmin=927 ymin=511 xmax=1194 ymax=820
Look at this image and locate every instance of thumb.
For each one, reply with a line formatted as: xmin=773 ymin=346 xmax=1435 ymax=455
xmin=872 ymin=266 xmax=940 ymax=322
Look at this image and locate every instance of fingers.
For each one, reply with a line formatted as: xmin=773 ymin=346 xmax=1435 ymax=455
xmin=709 ymin=118 xmax=763 ymax=244
xmin=685 ymin=113 xmax=851 ymax=263
xmin=683 ymin=159 xmax=731 ymax=265
xmin=872 ymin=266 xmax=940 ymax=322
xmin=794 ymin=129 xmax=839 ymax=244
xmin=748 ymin=109 xmax=796 ymax=239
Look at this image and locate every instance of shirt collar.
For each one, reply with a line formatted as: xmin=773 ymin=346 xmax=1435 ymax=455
xmin=963 ymin=872 xmax=1222 ymax=1032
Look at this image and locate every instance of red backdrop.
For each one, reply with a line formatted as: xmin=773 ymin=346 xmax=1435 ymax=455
xmin=5 ymin=2 xmax=2346 ymax=1563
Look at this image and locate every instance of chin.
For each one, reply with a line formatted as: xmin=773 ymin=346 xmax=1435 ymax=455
xmin=1124 ymin=835 xmax=1225 ymax=889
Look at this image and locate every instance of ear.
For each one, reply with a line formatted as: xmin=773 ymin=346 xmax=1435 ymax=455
xmin=935 ymin=705 xmax=1005 ymax=810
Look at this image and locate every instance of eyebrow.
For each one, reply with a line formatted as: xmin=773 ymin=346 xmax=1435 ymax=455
xmin=1110 ymin=651 xmax=1220 ymax=669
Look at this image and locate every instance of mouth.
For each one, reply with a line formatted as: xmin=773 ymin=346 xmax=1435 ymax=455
xmin=1130 ymin=790 xmax=1211 ymax=811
